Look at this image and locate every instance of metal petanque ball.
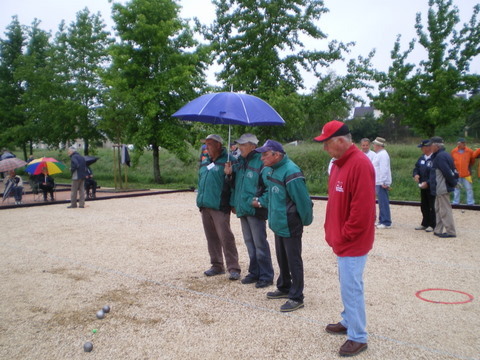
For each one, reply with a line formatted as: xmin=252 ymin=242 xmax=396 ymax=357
xmin=102 ymin=305 xmax=111 ymax=313
xmin=84 ymin=342 xmax=93 ymax=352
xmin=96 ymin=310 xmax=105 ymax=319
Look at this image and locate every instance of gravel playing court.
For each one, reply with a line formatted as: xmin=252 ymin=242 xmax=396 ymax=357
xmin=0 ymin=192 xmax=478 ymax=359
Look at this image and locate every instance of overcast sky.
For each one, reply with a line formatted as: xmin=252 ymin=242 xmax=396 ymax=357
xmin=2 ymin=0 xmax=479 ymax=94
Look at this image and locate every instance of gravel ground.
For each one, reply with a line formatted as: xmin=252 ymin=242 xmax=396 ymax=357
xmin=0 ymin=192 xmax=478 ymax=360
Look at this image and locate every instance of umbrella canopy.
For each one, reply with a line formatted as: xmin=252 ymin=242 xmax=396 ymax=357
xmin=25 ymin=157 xmax=67 ymax=175
xmin=171 ymin=92 xmax=286 ymax=126
xmin=84 ymin=156 xmax=99 ymax=166
xmin=0 ymin=158 xmax=27 ymax=172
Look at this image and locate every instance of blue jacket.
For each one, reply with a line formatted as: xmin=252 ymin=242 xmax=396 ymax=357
xmin=412 ymin=154 xmax=433 ymax=183
xmin=70 ymin=152 xmax=87 ymax=180
xmin=429 ymin=148 xmax=458 ymax=196
xmin=196 ymin=148 xmax=231 ymax=213
xmin=263 ymin=155 xmax=313 ymax=237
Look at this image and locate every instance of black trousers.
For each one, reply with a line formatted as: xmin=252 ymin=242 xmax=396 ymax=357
xmin=39 ymin=183 xmax=54 ymax=199
xmin=274 ymin=233 xmax=304 ymax=302
xmin=420 ymin=189 xmax=436 ymax=228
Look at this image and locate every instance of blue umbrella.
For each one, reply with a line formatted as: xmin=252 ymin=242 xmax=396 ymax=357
xmin=172 ymin=92 xmax=285 ymax=159
xmin=172 ymin=92 xmax=286 ymax=126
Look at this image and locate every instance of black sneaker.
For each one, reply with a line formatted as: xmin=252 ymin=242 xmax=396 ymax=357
xmin=229 ymin=271 xmax=240 ymax=280
xmin=255 ymin=280 xmax=273 ymax=288
xmin=266 ymin=290 xmax=289 ymax=299
xmin=280 ymin=299 xmax=304 ymax=312
xmin=241 ymin=276 xmax=258 ymax=284
xmin=204 ymin=268 xmax=225 ymax=277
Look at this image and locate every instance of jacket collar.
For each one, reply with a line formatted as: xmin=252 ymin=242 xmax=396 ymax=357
xmin=334 ymin=144 xmax=358 ymax=168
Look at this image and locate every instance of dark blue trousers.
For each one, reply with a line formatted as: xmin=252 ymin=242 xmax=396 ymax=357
xmin=274 ymin=233 xmax=304 ymax=302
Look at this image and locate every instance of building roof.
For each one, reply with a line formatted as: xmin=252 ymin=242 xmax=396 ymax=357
xmin=353 ymin=106 xmax=375 ymax=118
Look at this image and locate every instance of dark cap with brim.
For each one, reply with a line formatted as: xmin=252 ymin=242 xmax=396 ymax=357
xmin=255 ymin=139 xmax=285 ymax=153
xmin=314 ymin=120 xmax=350 ymax=142
xmin=430 ymin=136 xmax=444 ymax=145
xmin=417 ymin=139 xmax=431 ymax=147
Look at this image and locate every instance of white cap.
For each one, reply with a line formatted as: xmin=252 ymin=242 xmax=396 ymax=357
xmin=234 ymin=133 xmax=259 ymax=145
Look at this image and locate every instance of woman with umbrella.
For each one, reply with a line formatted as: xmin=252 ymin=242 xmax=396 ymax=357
xmin=4 ymin=170 xmax=24 ymax=205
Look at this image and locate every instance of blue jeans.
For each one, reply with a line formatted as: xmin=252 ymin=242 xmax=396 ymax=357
xmin=12 ymin=186 xmax=23 ymax=201
xmin=240 ymin=216 xmax=274 ymax=282
xmin=376 ymin=185 xmax=392 ymax=226
xmin=452 ymin=177 xmax=474 ymax=205
xmin=338 ymin=255 xmax=368 ymax=343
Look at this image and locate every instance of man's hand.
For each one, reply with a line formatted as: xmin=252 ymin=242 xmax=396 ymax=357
xmin=224 ymin=161 xmax=232 ymax=175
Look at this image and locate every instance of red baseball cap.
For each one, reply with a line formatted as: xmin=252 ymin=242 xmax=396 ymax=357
xmin=314 ymin=120 xmax=350 ymax=142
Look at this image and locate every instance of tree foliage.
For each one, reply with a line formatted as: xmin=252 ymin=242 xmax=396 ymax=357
xmin=106 ymin=0 xmax=208 ymax=183
xmin=201 ymin=0 xmax=349 ymax=140
xmin=372 ymin=0 xmax=480 ymax=138
xmin=0 ymin=17 xmax=27 ymax=155
xmin=50 ymin=9 xmax=112 ymax=154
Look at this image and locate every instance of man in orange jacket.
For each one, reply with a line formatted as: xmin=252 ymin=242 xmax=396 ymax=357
xmin=451 ymin=138 xmax=475 ymax=205
xmin=474 ymin=148 xmax=480 ymax=180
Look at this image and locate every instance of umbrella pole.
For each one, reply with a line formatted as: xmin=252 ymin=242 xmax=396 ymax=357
xmin=227 ymin=125 xmax=231 ymax=162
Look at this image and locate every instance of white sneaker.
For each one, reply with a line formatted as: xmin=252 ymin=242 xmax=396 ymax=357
xmin=425 ymin=226 xmax=434 ymax=232
xmin=376 ymin=224 xmax=391 ymax=229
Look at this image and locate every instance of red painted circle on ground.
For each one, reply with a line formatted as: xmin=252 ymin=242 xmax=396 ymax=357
xmin=415 ymin=288 xmax=474 ymax=304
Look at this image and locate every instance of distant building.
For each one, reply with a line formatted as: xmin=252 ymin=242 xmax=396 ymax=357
xmin=353 ymin=106 xmax=382 ymax=119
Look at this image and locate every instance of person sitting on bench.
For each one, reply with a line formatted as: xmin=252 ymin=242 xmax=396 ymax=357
xmin=85 ymin=166 xmax=97 ymax=199
xmin=38 ymin=167 xmax=55 ymax=201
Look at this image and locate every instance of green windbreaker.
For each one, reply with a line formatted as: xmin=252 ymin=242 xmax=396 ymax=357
xmin=230 ymin=151 xmax=269 ymax=219
xmin=263 ymin=155 xmax=313 ymax=237
xmin=196 ymin=148 xmax=231 ymax=213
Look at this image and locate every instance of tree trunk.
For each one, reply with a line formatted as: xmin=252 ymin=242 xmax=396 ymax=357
xmin=84 ymin=139 xmax=89 ymax=155
xmin=152 ymin=144 xmax=161 ymax=184
xmin=22 ymin=144 xmax=28 ymax=162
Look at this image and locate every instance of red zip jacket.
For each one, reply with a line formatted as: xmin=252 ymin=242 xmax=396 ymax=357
xmin=324 ymin=144 xmax=376 ymax=257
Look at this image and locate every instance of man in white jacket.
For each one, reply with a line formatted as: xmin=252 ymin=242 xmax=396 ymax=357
xmin=372 ymin=137 xmax=392 ymax=229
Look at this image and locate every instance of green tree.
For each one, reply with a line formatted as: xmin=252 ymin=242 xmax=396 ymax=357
xmin=107 ymin=0 xmax=208 ymax=183
xmin=372 ymin=0 xmax=480 ymax=138
xmin=201 ymin=0 xmax=348 ymax=140
xmin=14 ymin=20 xmax=54 ymax=158
xmin=0 ymin=17 xmax=27 ymax=154
xmin=303 ymin=51 xmax=376 ymax=139
xmin=50 ymin=9 xmax=112 ymax=154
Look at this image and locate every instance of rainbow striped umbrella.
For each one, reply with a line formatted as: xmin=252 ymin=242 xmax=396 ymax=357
xmin=25 ymin=157 xmax=67 ymax=175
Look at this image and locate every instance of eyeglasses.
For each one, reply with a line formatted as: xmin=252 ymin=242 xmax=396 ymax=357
xmin=261 ymin=151 xmax=276 ymax=157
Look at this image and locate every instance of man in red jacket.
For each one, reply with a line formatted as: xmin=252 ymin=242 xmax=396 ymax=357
xmin=314 ymin=120 xmax=376 ymax=357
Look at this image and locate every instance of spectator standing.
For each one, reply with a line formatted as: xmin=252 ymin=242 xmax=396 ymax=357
xmin=451 ymin=138 xmax=475 ymax=205
xmin=256 ymin=140 xmax=313 ymax=313
xmin=360 ymin=138 xmax=376 ymax=162
xmin=314 ymin=120 xmax=375 ymax=357
xmin=412 ymin=140 xmax=435 ymax=232
xmin=224 ymin=133 xmax=274 ymax=288
xmin=67 ymin=146 xmax=87 ymax=208
xmin=430 ymin=136 xmax=457 ymax=238
xmin=197 ymin=134 xmax=241 ymax=280
xmin=372 ymin=137 xmax=392 ymax=229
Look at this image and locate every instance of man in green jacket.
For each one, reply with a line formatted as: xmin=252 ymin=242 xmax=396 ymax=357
xmin=225 ymin=133 xmax=274 ymax=289
xmin=256 ymin=140 xmax=313 ymax=312
xmin=197 ymin=134 xmax=241 ymax=280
